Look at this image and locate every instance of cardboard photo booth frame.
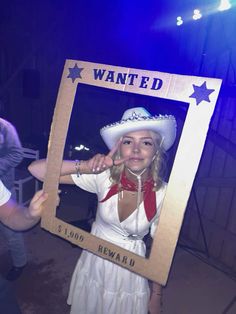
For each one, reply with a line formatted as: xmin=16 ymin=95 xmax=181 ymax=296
xmin=42 ymin=59 xmax=222 ymax=285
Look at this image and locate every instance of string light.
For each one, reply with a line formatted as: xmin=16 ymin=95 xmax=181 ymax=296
xmin=175 ymin=1 xmax=233 ymax=25
xmin=74 ymin=144 xmax=90 ymax=151
xmin=192 ymin=9 xmax=202 ymax=20
xmin=218 ymin=0 xmax=231 ymax=11
xmin=176 ymin=16 xmax=183 ymax=26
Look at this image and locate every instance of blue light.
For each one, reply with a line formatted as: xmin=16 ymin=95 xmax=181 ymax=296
xmin=218 ymin=0 xmax=232 ymax=11
xmin=75 ymin=144 xmax=90 ymax=151
xmin=192 ymin=9 xmax=202 ymax=20
xmin=176 ymin=16 xmax=183 ymax=26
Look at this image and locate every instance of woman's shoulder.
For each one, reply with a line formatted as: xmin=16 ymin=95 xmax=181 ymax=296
xmin=72 ymin=169 xmax=111 ymax=193
xmin=72 ymin=169 xmax=110 ymax=182
xmin=155 ymin=181 xmax=167 ymax=200
xmin=156 ymin=180 xmax=167 ymax=192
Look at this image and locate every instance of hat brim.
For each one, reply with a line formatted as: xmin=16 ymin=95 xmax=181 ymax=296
xmin=100 ymin=117 xmax=176 ymax=151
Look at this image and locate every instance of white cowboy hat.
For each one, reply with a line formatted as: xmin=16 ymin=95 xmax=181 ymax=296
xmin=100 ymin=107 xmax=177 ymax=151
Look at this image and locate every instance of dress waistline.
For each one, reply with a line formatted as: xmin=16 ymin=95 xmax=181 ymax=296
xmin=92 ymin=222 xmax=144 ymax=245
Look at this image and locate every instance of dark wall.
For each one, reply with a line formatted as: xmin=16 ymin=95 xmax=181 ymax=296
xmin=0 ymin=1 xmax=235 ymax=152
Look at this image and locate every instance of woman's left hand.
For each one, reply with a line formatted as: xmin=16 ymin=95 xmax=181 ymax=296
xmin=148 ymin=283 xmax=162 ymax=314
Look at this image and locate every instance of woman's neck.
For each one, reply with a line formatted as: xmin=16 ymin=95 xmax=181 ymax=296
xmin=125 ymin=167 xmax=150 ymax=183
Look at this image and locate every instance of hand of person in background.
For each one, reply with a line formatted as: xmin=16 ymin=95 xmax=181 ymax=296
xmin=0 ymin=189 xmax=49 ymax=231
xmin=27 ymin=190 xmax=48 ymax=219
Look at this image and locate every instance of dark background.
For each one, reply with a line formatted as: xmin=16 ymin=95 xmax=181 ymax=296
xmin=0 ymin=0 xmax=235 ymax=154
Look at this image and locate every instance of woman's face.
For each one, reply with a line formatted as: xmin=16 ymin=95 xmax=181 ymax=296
xmin=119 ymin=130 xmax=159 ymax=174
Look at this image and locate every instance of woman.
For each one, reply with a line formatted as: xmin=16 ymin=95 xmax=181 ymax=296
xmin=29 ymin=107 xmax=176 ymax=314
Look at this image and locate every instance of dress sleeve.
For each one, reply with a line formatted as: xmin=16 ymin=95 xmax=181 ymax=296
xmin=71 ymin=170 xmax=110 ymax=194
xmin=150 ymin=183 xmax=167 ymax=238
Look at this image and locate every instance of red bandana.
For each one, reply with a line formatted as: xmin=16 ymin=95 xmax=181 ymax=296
xmin=100 ymin=172 xmax=157 ymax=221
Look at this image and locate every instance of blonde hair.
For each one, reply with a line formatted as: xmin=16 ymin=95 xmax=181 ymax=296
xmin=109 ymin=131 xmax=166 ymax=191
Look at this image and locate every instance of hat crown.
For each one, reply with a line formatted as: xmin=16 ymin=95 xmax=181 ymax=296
xmin=121 ymin=107 xmax=151 ymax=121
xmin=100 ymin=106 xmax=177 ymax=151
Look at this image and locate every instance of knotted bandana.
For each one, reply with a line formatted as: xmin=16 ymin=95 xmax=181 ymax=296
xmin=100 ymin=172 xmax=157 ymax=221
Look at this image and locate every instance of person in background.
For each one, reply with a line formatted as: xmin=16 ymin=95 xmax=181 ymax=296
xmin=0 ymin=180 xmax=47 ymax=314
xmin=29 ymin=107 xmax=177 ymax=314
xmin=0 ymin=117 xmax=28 ymax=281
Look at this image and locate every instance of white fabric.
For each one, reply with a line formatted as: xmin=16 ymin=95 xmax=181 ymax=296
xmin=68 ymin=171 xmax=166 ymax=314
xmin=0 ymin=180 xmax=11 ymax=206
xmin=100 ymin=107 xmax=177 ymax=151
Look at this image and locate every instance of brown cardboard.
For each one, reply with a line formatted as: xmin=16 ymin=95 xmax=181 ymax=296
xmin=41 ymin=60 xmax=222 ymax=285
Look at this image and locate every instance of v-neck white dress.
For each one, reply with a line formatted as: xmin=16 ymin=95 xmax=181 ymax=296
xmin=67 ymin=170 xmax=166 ymax=314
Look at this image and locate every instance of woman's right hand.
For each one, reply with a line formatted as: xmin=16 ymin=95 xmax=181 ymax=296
xmin=85 ymin=140 xmax=127 ymax=174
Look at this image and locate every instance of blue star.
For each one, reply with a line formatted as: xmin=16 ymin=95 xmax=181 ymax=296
xmin=67 ymin=64 xmax=83 ymax=83
xmin=189 ymin=81 xmax=215 ymax=105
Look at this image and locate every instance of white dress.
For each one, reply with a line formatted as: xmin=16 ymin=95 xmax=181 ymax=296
xmin=67 ymin=170 xmax=166 ymax=314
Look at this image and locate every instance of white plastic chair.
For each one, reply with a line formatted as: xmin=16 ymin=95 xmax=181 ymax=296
xmin=14 ymin=147 xmax=40 ymax=205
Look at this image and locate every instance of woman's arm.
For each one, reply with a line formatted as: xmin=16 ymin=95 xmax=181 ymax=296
xmin=28 ymin=159 xmax=77 ymax=184
xmin=28 ymin=158 xmax=109 ymax=184
xmin=148 ymin=282 xmax=162 ymax=314
xmin=28 ymin=145 xmax=126 ymax=185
